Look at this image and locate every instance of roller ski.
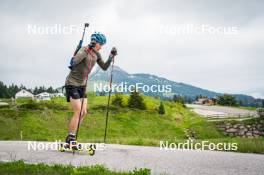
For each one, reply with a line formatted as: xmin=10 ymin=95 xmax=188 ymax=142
xmin=58 ymin=134 xmax=96 ymax=156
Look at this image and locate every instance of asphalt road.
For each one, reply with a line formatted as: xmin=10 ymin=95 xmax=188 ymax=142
xmin=0 ymin=141 xmax=264 ymax=175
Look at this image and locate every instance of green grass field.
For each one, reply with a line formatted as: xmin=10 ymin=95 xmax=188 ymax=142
xmin=0 ymin=160 xmax=150 ymax=175
xmin=0 ymin=93 xmax=263 ymax=153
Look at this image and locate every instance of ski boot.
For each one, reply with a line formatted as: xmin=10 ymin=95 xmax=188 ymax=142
xmin=65 ymin=134 xmax=78 ymax=150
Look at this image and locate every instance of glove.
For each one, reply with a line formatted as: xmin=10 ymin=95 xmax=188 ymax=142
xmin=110 ymin=47 xmax=118 ymax=58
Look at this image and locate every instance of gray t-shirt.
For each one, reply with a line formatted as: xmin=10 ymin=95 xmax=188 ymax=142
xmin=65 ymin=46 xmax=112 ymax=87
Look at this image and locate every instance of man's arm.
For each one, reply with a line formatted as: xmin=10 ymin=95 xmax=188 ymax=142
xmin=96 ymin=47 xmax=117 ymax=71
xmin=97 ymin=56 xmax=112 ymax=71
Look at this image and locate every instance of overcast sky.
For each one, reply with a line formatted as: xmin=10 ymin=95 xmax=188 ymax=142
xmin=0 ymin=0 xmax=263 ymax=98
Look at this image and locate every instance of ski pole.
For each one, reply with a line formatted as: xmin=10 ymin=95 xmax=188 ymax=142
xmin=104 ymin=58 xmax=115 ymax=143
xmin=68 ymin=23 xmax=89 ymax=70
xmin=74 ymin=23 xmax=89 ymax=56
xmin=74 ymin=23 xmax=90 ymax=141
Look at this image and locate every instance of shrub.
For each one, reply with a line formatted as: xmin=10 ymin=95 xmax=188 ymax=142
xmin=18 ymin=101 xmax=44 ymax=110
xmin=43 ymin=101 xmax=68 ymax=110
xmin=257 ymin=108 xmax=264 ymax=118
xmin=18 ymin=100 xmax=68 ymax=110
xmin=111 ymin=94 xmax=124 ymax=107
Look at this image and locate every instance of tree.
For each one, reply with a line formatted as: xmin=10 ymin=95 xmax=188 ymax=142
xmin=217 ymin=94 xmax=237 ymax=106
xmin=0 ymin=81 xmax=21 ymax=98
xmin=158 ymin=101 xmax=165 ymax=115
xmin=33 ymin=87 xmax=39 ymax=94
xmin=47 ymin=86 xmax=54 ymax=93
xmin=112 ymin=93 xmax=124 ymax=107
xmin=0 ymin=81 xmax=8 ymax=98
xmin=8 ymin=83 xmax=19 ymax=97
xmin=128 ymin=90 xmax=146 ymax=110
xmin=173 ymin=95 xmax=185 ymax=105
xmin=33 ymin=85 xmax=51 ymax=94
xmin=0 ymin=81 xmax=61 ymax=98
xmin=185 ymin=96 xmax=194 ymax=104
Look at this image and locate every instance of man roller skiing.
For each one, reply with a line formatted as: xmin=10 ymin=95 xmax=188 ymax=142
xmin=64 ymin=32 xmax=117 ymax=146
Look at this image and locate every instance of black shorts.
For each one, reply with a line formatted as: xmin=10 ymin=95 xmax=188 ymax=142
xmin=65 ymin=85 xmax=87 ymax=102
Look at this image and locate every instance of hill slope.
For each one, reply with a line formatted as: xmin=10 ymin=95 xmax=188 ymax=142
xmin=1 ymin=96 xmax=264 ymax=153
xmin=0 ymin=95 xmax=223 ymax=143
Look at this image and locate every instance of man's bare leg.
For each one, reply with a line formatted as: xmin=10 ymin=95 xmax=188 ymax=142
xmin=65 ymin=98 xmax=87 ymax=144
xmin=69 ymin=98 xmax=88 ymax=133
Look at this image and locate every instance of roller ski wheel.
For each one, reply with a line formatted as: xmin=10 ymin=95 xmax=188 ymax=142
xmin=58 ymin=143 xmax=65 ymax=152
xmin=88 ymin=144 xmax=96 ymax=156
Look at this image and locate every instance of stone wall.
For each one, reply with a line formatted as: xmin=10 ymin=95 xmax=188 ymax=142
xmin=217 ymin=119 xmax=264 ymax=138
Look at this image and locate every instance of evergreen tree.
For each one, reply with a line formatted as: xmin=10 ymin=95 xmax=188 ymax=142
xmin=33 ymin=87 xmax=38 ymax=94
xmin=0 ymin=81 xmax=8 ymax=98
xmin=128 ymin=90 xmax=146 ymax=110
xmin=158 ymin=101 xmax=165 ymax=115
xmin=47 ymin=86 xmax=54 ymax=93
xmin=8 ymin=83 xmax=19 ymax=97
xmin=0 ymin=81 xmax=58 ymax=97
xmin=173 ymin=95 xmax=185 ymax=105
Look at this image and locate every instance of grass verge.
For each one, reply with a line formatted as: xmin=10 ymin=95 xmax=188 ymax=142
xmin=0 ymin=160 xmax=150 ymax=175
